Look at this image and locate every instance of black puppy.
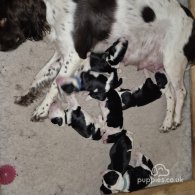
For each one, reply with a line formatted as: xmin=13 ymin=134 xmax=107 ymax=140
xmin=118 ymin=72 xmax=168 ymax=110
xmin=101 ymin=131 xmax=153 ymax=194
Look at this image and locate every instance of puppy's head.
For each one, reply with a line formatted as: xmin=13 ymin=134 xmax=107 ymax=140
xmin=101 ymin=170 xmax=124 ymax=194
xmin=90 ymin=52 xmax=115 ymax=73
xmin=57 ymin=77 xmax=81 ymax=95
xmin=0 ymin=0 xmax=50 ymax=51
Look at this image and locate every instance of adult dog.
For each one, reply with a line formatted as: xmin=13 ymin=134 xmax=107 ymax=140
xmin=0 ymin=0 xmax=194 ymax=132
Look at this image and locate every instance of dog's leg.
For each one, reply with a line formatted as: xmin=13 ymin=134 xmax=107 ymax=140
xmin=161 ymin=53 xmax=187 ymax=131
xmin=168 ymin=66 xmax=187 ymax=129
xmin=31 ymin=51 xmax=81 ymax=121
xmin=15 ymin=51 xmax=61 ymax=106
xmin=160 ymin=83 xmax=175 ymax=132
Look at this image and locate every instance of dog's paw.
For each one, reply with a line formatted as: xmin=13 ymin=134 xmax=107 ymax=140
xmin=159 ymin=125 xmax=172 ymax=133
xmin=31 ymin=105 xmax=49 ymax=122
xmin=159 ymin=126 xmax=171 ymax=133
xmin=14 ymin=88 xmax=37 ymax=106
xmin=171 ymin=122 xmax=181 ymax=130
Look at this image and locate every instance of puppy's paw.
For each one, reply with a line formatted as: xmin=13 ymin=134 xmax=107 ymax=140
xmin=101 ymin=133 xmax=109 ymax=144
xmin=133 ymin=152 xmax=144 ymax=167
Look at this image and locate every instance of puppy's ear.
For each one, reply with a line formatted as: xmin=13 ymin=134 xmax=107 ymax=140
xmin=89 ymin=92 xmax=107 ymax=101
xmin=155 ymin=72 xmax=168 ymax=89
xmin=51 ymin=117 xmax=63 ymax=126
xmin=103 ymin=171 xmax=119 ymax=186
xmin=61 ymin=84 xmax=77 ymax=94
xmin=75 ymin=106 xmax=82 ymax=116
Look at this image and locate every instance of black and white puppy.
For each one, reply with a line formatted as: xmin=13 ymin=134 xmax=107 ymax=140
xmin=94 ymin=72 xmax=167 ymax=133
xmin=118 ymin=72 xmax=168 ymax=110
xmin=49 ymin=95 xmax=104 ymax=140
xmin=101 ymin=130 xmax=153 ymax=194
xmin=57 ymin=38 xmax=128 ymax=98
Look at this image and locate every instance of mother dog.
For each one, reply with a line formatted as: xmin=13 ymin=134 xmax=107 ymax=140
xmin=0 ymin=0 xmax=194 ymax=132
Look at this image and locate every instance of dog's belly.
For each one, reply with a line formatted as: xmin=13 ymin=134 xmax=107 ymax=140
xmin=93 ymin=25 xmax=165 ymax=72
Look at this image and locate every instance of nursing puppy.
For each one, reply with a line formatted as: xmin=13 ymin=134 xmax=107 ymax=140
xmin=118 ymin=72 xmax=168 ymax=110
xmin=58 ymin=38 xmax=128 ymax=98
xmin=49 ymin=96 xmax=104 ymax=140
xmin=101 ymin=130 xmax=153 ymax=194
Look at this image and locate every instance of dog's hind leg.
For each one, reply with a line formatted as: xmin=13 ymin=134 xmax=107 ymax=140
xmin=161 ymin=53 xmax=187 ymax=132
xmin=160 ymin=83 xmax=175 ymax=132
xmin=15 ymin=51 xmax=61 ymax=106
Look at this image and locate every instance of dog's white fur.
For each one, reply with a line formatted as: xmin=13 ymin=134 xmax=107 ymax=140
xmin=16 ymin=0 xmax=193 ymax=132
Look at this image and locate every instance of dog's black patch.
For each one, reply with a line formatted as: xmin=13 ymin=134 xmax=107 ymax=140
xmin=61 ymin=83 xmax=77 ymax=94
xmin=141 ymin=6 xmax=156 ymax=23
xmin=81 ymin=71 xmax=108 ymax=92
xmin=51 ymin=117 xmax=63 ymax=126
xmin=110 ymin=70 xmax=123 ymax=89
xmin=103 ymin=171 xmax=119 ymax=186
xmin=70 ymin=106 xmax=101 ymax=140
xmin=184 ymin=20 xmax=195 ymax=63
xmin=106 ymin=130 xmax=126 ymax=143
xmin=0 ymin=0 xmax=50 ymax=51
xmin=92 ymin=128 xmax=102 ymax=140
xmin=106 ymin=39 xmax=128 ymax=66
xmin=180 ymin=4 xmax=194 ymax=18
xmin=73 ymin=0 xmax=117 ymax=59
xmin=70 ymin=106 xmax=92 ymax=138
xmin=142 ymin=155 xmax=154 ymax=171
xmin=90 ymin=52 xmax=115 ymax=73
xmin=155 ymin=72 xmax=168 ymax=89
xmin=121 ymin=77 xmax=163 ymax=109
xmin=89 ymin=91 xmax=107 ymax=101
xmin=127 ymin=165 xmax=152 ymax=192
xmin=105 ymin=90 xmax=123 ymax=128
xmin=100 ymin=184 xmax=112 ymax=194
xmin=108 ymin=130 xmax=132 ymax=174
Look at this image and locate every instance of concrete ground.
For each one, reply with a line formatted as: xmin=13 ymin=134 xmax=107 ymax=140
xmin=0 ymin=1 xmax=192 ymax=195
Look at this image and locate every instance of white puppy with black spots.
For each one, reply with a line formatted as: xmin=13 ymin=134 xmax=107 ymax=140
xmin=1 ymin=0 xmax=195 ymax=132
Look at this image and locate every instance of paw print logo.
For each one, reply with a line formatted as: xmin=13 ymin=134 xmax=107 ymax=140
xmin=152 ymin=164 xmax=170 ymax=177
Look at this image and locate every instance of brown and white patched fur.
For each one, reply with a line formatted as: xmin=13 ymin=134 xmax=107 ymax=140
xmin=0 ymin=0 xmax=195 ymax=132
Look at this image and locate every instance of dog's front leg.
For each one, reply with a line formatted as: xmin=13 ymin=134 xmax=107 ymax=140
xmin=15 ymin=51 xmax=61 ymax=106
xmin=31 ymin=50 xmax=81 ymax=121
